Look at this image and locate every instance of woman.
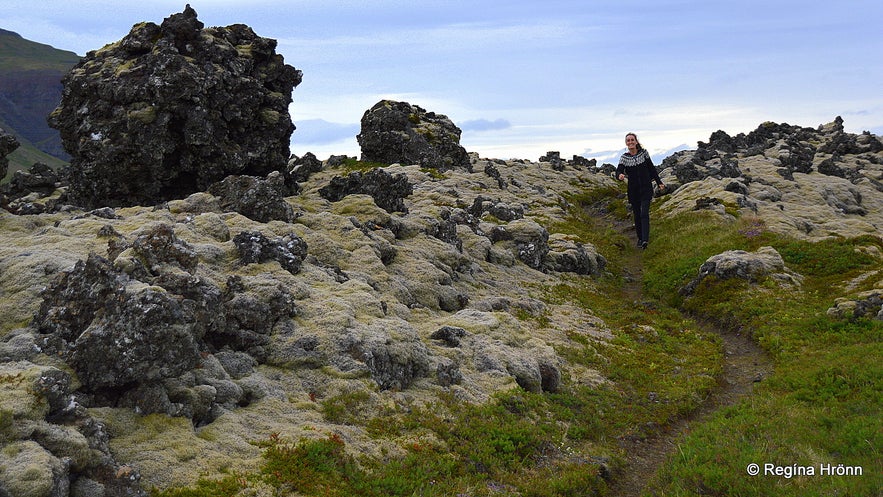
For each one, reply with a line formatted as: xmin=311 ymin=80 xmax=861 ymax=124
xmin=615 ymin=132 xmax=665 ymax=249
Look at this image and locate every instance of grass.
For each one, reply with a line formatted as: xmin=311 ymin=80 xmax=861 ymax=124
xmin=151 ymin=185 xmax=881 ymax=496
xmin=0 ymin=29 xmax=80 ymax=72
xmin=1 ymin=135 xmax=69 ymax=184
xmin=642 ymin=210 xmax=883 ymax=496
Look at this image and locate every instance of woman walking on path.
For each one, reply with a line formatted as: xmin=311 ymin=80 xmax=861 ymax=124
xmin=616 ymin=132 xmax=665 ymax=249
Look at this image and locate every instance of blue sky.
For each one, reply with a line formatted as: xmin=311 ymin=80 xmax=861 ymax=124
xmin=2 ymin=0 xmax=881 ymax=162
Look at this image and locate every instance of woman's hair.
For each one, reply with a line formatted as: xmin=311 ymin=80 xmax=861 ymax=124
xmin=625 ymin=132 xmax=643 ymax=152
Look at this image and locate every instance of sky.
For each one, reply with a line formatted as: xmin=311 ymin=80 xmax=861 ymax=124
xmin=1 ymin=0 xmax=881 ymax=163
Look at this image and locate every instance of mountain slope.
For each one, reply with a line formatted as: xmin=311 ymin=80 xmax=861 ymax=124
xmin=0 ymin=28 xmax=79 ymax=176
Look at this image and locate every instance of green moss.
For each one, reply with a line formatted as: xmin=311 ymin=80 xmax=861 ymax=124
xmin=260 ymin=109 xmax=280 ymax=124
xmin=153 ymin=187 xmax=882 ymax=496
xmin=337 ymin=158 xmax=389 ymax=172
xmin=420 ymin=167 xmax=447 ymax=180
xmin=415 ymin=127 xmax=436 ymax=141
xmin=127 ymin=105 xmax=157 ymax=124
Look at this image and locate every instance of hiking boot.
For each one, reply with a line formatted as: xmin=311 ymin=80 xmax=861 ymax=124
xmin=640 ymin=241 xmax=648 ymax=250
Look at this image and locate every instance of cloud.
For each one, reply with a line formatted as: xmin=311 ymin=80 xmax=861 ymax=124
xmin=579 ymin=149 xmax=622 ymax=164
xmin=458 ymin=118 xmax=511 ymax=132
xmin=292 ymin=119 xmax=359 ymax=145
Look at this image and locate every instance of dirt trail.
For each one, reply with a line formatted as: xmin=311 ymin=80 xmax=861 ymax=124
xmin=602 ymin=213 xmax=773 ymax=497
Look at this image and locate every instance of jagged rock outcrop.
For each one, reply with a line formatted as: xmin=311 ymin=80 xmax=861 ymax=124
xmin=32 ymin=223 xmax=299 ymax=426
xmin=545 ymin=234 xmax=607 ymax=276
xmin=539 ymin=151 xmax=565 ymax=171
xmin=492 ymin=218 xmax=550 ymax=270
xmin=357 ymin=100 xmax=471 ymax=171
xmin=469 ymin=196 xmax=524 ymax=222
xmin=319 ymin=167 xmax=413 ymax=213
xmin=0 ymin=127 xmax=18 ymax=182
xmin=207 ymin=172 xmax=298 ymax=223
xmin=0 ymin=162 xmax=68 ymax=215
xmin=233 ymin=230 xmax=308 ymax=275
xmin=288 ymin=152 xmax=325 ymax=183
xmin=47 ymin=5 xmax=302 ymax=209
xmin=657 ymin=118 xmax=883 ymax=240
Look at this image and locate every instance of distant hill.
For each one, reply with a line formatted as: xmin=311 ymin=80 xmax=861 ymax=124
xmin=0 ymin=28 xmax=80 ymax=179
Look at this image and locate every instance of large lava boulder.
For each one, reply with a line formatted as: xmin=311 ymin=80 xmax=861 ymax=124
xmin=48 ymin=6 xmax=302 ymax=208
xmin=357 ymin=100 xmax=471 ymax=171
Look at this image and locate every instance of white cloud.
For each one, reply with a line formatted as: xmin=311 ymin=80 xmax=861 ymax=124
xmin=292 ymin=119 xmax=359 ymax=145
xmin=3 ymin=0 xmax=881 ymax=163
xmin=458 ymin=118 xmax=511 ymax=132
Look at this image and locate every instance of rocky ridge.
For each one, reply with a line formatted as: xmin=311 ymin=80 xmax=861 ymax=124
xmin=0 ymin=149 xmax=614 ymax=493
xmin=657 ymin=117 xmax=883 ymax=240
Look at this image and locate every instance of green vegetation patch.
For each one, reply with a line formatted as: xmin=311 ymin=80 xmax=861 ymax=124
xmin=643 ymin=211 xmax=883 ymax=496
xmin=337 ymin=158 xmax=390 ymax=173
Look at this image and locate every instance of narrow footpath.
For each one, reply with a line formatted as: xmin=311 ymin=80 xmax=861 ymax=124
xmin=602 ymin=212 xmax=773 ymax=497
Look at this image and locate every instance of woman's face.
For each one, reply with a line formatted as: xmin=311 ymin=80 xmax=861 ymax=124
xmin=625 ymin=134 xmax=638 ymax=151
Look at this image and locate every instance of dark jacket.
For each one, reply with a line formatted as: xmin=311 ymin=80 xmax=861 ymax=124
xmin=616 ymin=149 xmax=662 ymax=204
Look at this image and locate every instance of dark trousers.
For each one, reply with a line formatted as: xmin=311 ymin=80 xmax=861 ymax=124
xmin=631 ymin=196 xmax=651 ymax=243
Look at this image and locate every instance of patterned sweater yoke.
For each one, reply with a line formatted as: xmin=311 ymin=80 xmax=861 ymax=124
xmin=618 ymin=149 xmax=650 ymax=168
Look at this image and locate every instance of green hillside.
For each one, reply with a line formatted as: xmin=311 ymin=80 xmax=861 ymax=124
xmin=0 ymin=28 xmax=78 ymax=179
xmin=0 ymin=28 xmax=80 ymax=72
xmin=1 ymin=137 xmax=68 ymax=184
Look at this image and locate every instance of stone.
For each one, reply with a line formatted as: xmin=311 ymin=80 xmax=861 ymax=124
xmin=539 ymin=151 xmax=564 ymax=171
xmin=319 ymin=168 xmax=413 ymax=213
xmin=30 ymin=245 xmax=294 ymax=420
xmin=430 ymin=325 xmax=468 ymax=347
xmin=469 ymin=196 xmax=524 ymax=222
xmin=71 ymin=286 xmax=202 ymax=389
xmin=544 ymin=234 xmax=607 ymax=276
xmin=1 ymin=163 xmax=61 ymax=213
xmin=681 ymin=246 xmax=802 ymax=295
xmin=827 ymin=291 xmax=883 ymax=320
xmin=436 ymin=358 xmax=463 ymax=387
xmin=0 ymin=127 xmax=18 ymax=182
xmin=357 ymin=100 xmax=471 ymax=171
xmin=335 ymin=321 xmax=430 ymax=390
xmin=232 ymin=230 xmax=308 ymax=275
xmin=288 ymin=152 xmax=324 ymax=183
xmin=501 ymin=218 xmax=550 ymax=270
xmin=570 ymin=155 xmax=597 ymax=169
xmin=483 ymin=162 xmax=507 ymax=188
xmin=131 ymin=223 xmax=199 ymax=274
xmin=207 ymin=172 xmax=298 ymax=223
xmin=47 ymin=6 xmax=302 ymax=208
xmin=423 ymin=213 xmax=462 ymax=250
